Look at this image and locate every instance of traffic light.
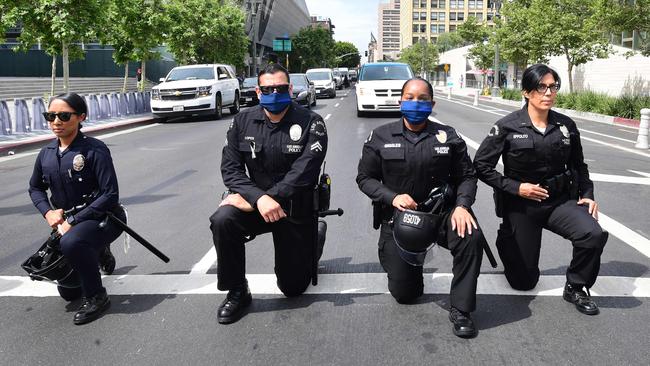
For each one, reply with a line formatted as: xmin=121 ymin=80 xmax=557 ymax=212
xmin=364 ymin=51 xmax=368 ymax=57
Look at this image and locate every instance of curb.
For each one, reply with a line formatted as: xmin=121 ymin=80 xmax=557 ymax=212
xmin=0 ymin=115 xmax=156 ymax=156
xmin=434 ymin=87 xmax=641 ymax=128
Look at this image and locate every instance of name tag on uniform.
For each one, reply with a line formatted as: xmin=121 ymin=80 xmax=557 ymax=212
xmin=513 ymin=134 xmax=529 ymax=139
xmin=284 ymin=144 xmax=304 ymax=153
xmin=384 ymin=143 xmax=401 ymax=148
xmin=434 ymin=145 xmax=450 ymax=155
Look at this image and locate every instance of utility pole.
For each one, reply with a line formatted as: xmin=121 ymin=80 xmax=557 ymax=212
xmin=492 ymin=0 xmax=502 ymax=97
xmin=248 ymin=0 xmax=262 ymax=77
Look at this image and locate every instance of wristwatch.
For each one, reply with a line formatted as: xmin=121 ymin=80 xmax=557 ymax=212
xmin=66 ymin=215 xmax=76 ymax=226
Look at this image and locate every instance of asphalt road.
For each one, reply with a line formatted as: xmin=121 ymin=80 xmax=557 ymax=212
xmin=1 ymin=87 xmax=649 ymax=365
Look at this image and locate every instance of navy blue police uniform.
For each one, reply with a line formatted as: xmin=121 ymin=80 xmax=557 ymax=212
xmin=356 ymin=119 xmax=485 ymax=312
xmin=210 ymin=102 xmax=327 ymax=296
xmin=29 ymin=132 xmax=125 ymax=298
xmin=473 ymin=108 xmax=607 ymax=291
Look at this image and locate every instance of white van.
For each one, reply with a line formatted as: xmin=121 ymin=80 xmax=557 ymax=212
xmin=306 ymin=68 xmax=337 ymax=98
xmin=150 ymin=64 xmax=240 ymax=121
xmin=355 ymin=62 xmax=415 ymax=117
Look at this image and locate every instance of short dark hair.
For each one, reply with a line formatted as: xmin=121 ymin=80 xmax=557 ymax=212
xmin=521 ymin=64 xmax=560 ymax=101
xmin=401 ymin=77 xmax=434 ymax=99
xmin=50 ymin=92 xmax=88 ymax=116
xmin=257 ymin=63 xmax=290 ymax=85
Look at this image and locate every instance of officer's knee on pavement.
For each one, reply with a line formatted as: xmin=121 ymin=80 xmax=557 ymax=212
xmin=505 ymin=269 xmax=539 ymax=291
xmin=278 ymin=278 xmax=310 ymax=298
xmin=389 ymin=281 xmax=423 ymax=304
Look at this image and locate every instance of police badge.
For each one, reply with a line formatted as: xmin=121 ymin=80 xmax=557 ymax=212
xmin=559 ymin=125 xmax=569 ymax=138
xmin=290 ymin=124 xmax=302 ymax=141
xmin=436 ymin=130 xmax=447 ymax=144
xmin=72 ymin=154 xmax=85 ymax=172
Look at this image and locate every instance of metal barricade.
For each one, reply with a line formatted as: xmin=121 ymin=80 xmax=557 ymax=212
xmin=14 ymin=99 xmax=31 ymax=133
xmin=32 ymin=97 xmax=48 ymax=130
xmin=0 ymin=100 xmax=12 ymax=135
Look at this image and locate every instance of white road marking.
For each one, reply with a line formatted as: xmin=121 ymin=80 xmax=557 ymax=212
xmin=189 ymin=248 xmax=217 ymax=275
xmin=580 ymin=129 xmax=636 ymax=143
xmin=580 ymin=135 xmax=650 ymax=158
xmin=432 ymin=116 xmax=650 ymax=259
xmin=0 ymin=123 xmax=161 ymax=163
xmin=340 ymin=97 xmax=345 ymax=100
xmin=335 ymin=103 xmax=340 ymax=107
xmin=618 ymin=128 xmax=638 ymax=134
xmin=324 ymin=114 xmax=332 ymax=120
xmin=589 ymin=173 xmax=650 ymax=186
xmin=2 ymin=274 xmax=649 ymax=297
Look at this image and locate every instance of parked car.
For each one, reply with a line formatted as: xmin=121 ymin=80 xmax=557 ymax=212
xmin=355 ymin=62 xmax=415 ymax=117
xmin=332 ymin=69 xmax=344 ymax=89
xmin=349 ymin=69 xmax=358 ymax=82
xmin=289 ymin=73 xmax=317 ymax=108
xmin=239 ymin=77 xmax=259 ymax=106
xmin=150 ymin=64 xmax=240 ymax=121
xmin=306 ymin=68 xmax=337 ymax=98
xmin=335 ymin=67 xmax=351 ymax=88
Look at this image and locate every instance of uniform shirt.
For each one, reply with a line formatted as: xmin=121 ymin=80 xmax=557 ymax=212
xmin=356 ymin=119 xmax=477 ymax=213
xmin=221 ymin=102 xmax=328 ymax=214
xmin=473 ymin=107 xmax=594 ymax=199
xmin=28 ymin=132 xmax=120 ymax=223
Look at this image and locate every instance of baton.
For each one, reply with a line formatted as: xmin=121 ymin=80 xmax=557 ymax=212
xmin=483 ymin=239 xmax=497 ymax=268
xmin=106 ymin=212 xmax=170 ymax=263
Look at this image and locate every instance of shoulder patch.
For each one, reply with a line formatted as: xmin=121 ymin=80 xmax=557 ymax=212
xmin=488 ymin=124 xmax=499 ymax=137
xmin=310 ymin=120 xmax=327 ymax=137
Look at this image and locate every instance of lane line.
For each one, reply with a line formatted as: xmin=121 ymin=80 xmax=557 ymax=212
xmin=189 ymin=248 xmax=217 ymax=275
xmin=335 ymin=103 xmax=340 ymax=108
xmin=579 ymin=135 xmax=650 ymax=158
xmin=0 ymin=123 xmax=161 ymax=163
xmin=340 ymin=97 xmax=344 ymax=100
xmin=580 ymin=129 xmax=636 ymax=143
xmin=2 ymin=274 xmax=648 ymax=297
xmin=432 ymin=116 xmax=650 ymax=259
xmin=324 ymin=114 xmax=332 ymax=120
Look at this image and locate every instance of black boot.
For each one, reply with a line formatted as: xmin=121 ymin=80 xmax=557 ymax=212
xmin=217 ymin=284 xmax=252 ymax=324
xmin=449 ymin=307 xmax=477 ymax=338
xmin=99 ymin=246 xmax=116 ymax=275
xmin=73 ymin=290 xmax=111 ymax=325
xmin=563 ymin=282 xmax=599 ymax=315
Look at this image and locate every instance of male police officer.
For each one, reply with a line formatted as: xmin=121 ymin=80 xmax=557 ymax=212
xmin=209 ymin=63 xmax=328 ymax=324
xmin=357 ymin=78 xmax=485 ymax=338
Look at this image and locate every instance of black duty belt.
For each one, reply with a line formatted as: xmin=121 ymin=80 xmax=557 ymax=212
xmin=542 ymin=170 xmax=571 ymax=197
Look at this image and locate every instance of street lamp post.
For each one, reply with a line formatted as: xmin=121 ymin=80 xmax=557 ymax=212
xmin=491 ymin=0 xmax=502 ymax=97
xmin=248 ymin=0 xmax=262 ymax=77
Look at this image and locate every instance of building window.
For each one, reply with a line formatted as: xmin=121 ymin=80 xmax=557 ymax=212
xmin=431 ymin=0 xmax=438 ymax=8
xmin=477 ymin=0 xmax=483 ymax=8
xmin=413 ymin=11 xmax=419 ymax=20
xmin=420 ymin=12 xmax=427 ymax=20
xmin=431 ymin=12 xmax=438 ymax=20
xmin=421 ymin=1 xmax=427 ymax=8
xmin=413 ymin=25 xmax=419 ymax=32
xmin=469 ymin=0 xmax=476 ymax=8
xmin=439 ymin=24 xmax=446 ymax=33
xmin=458 ymin=0 xmax=464 ymax=8
xmin=475 ymin=12 xmax=483 ymax=21
xmin=450 ymin=0 xmax=457 ymax=8
xmin=457 ymin=12 xmax=464 ymax=21
xmin=439 ymin=0 xmax=446 ymax=8
xmin=449 ymin=12 xmax=457 ymax=20
xmin=413 ymin=37 xmax=419 ymax=44
xmin=431 ymin=24 xmax=438 ymax=33
xmin=420 ymin=24 xmax=427 ymax=33
xmin=449 ymin=24 xmax=457 ymax=31
xmin=439 ymin=12 xmax=446 ymax=21
xmin=487 ymin=12 xmax=493 ymax=21
xmin=413 ymin=0 xmax=420 ymax=7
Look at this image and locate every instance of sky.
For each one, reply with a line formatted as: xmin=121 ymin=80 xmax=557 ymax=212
xmin=304 ymin=0 xmax=386 ymax=64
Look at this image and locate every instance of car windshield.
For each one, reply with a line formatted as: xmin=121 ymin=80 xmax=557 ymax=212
xmin=242 ymin=77 xmax=257 ymax=88
xmin=166 ymin=67 xmax=214 ymax=81
xmin=360 ymin=65 xmax=414 ymax=81
xmin=290 ymin=75 xmax=308 ymax=86
xmin=306 ymin=71 xmax=331 ymax=81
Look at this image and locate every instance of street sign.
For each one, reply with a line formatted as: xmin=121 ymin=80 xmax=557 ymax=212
xmin=273 ymin=38 xmax=292 ymax=52
xmin=443 ymin=64 xmax=449 ymax=73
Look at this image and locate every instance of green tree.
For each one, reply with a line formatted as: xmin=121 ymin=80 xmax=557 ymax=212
xmin=457 ymin=17 xmax=494 ymax=88
xmin=497 ymin=0 xmax=610 ymax=93
xmin=165 ymin=0 xmax=249 ymax=69
xmin=599 ymin=0 xmax=650 ymax=56
xmin=497 ymin=1 xmax=548 ymax=67
xmin=333 ymin=41 xmax=360 ymax=68
xmin=290 ymin=27 xmax=336 ymax=70
xmin=13 ymin=0 xmax=108 ymax=94
xmin=399 ymin=40 xmax=439 ymax=79
xmin=435 ymin=32 xmax=465 ymax=54
xmin=104 ymin=0 xmax=166 ymax=92
xmin=0 ymin=0 xmax=23 ymax=43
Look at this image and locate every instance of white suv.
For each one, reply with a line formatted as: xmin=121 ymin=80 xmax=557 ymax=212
xmin=151 ymin=64 xmax=240 ymax=121
xmin=355 ymin=62 xmax=414 ymax=117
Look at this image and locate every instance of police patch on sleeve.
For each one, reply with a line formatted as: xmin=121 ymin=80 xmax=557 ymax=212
xmin=310 ymin=120 xmax=327 ymax=137
xmin=72 ymin=154 xmax=85 ymax=171
xmin=488 ymin=124 xmax=499 ymax=137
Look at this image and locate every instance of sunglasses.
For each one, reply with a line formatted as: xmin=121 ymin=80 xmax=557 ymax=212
xmin=535 ymin=83 xmax=560 ymax=94
xmin=259 ymin=84 xmax=290 ymax=95
xmin=42 ymin=112 xmax=81 ymax=122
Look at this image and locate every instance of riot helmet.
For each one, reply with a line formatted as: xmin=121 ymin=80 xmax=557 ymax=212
xmin=21 ymin=232 xmax=80 ymax=288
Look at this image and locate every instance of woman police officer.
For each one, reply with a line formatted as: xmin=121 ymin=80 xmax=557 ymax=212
xmin=28 ymin=93 xmax=125 ymax=325
xmin=473 ymin=64 xmax=608 ymax=315
xmin=357 ymin=77 xmax=486 ymax=338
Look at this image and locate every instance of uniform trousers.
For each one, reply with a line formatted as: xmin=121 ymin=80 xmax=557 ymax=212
xmin=497 ymin=193 xmax=607 ymax=291
xmin=378 ymin=211 xmax=484 ymax=313
xmin=59 ymin=210 xmax=125 ymax=298
xmin=210 ymin=205 xmax=314 ymax=297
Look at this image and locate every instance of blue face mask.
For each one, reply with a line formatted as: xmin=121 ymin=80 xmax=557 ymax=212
xmin=400 ymin=100 xmax=433 ymax=125
xmin=259 ymin=91 xmax=292 ymax=114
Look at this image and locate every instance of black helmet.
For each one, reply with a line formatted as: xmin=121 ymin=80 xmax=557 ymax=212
xmin=392 ymin=209 xmax=444 ymax=266
xmin=21 ymin=232 xmax=80 ymax=288
xmin=418 ymin=182 xmax=453 ymax=214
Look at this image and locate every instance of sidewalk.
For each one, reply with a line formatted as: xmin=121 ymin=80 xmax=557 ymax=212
xmin=433 ymin=86 xmax=642 ymax=128
xmin=0 ymin=114 xmax=156 ymax=156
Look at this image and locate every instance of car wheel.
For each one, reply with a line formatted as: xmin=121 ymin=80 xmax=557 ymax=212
xmin=214 ymin=94 xmax=223 ymax=120
xmin=58 ymin=286 xmax=82 ymax=301
xmin=229 ymin=93 xmax=240 ymax=115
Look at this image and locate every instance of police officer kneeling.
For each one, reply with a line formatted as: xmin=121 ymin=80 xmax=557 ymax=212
xmin=28 ymin=93 xmax=123 ymax=325
xmin=357 ymin=78 xmax=485 ymax=338
xmin=209 ymin=64 xmax=328 ymax=324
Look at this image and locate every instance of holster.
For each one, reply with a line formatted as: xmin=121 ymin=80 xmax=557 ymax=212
xmin=372 ymin=201 xmax=382 ymax=230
